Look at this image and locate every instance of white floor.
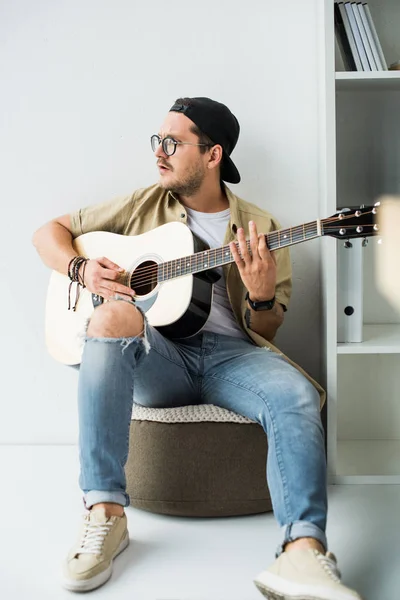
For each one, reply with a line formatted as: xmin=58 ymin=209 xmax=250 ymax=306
xmin=0 ymin=446 xmax=399 ymax=600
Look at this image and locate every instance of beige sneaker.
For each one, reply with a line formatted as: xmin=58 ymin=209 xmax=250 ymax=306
xmin=254 ymin=549 xmax=363 ymax=600
xmin=62 ymin=507 xmax=129 ymax=592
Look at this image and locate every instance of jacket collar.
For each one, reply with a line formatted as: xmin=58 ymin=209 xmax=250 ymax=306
xmin=166 ymin=184 xmax=240 ymax=237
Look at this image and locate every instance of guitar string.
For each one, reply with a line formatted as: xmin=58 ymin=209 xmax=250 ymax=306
xmin=125 ymin=214 xmax=353 ymax=285
xmin=124 ymin=240 xmax=307 ymax=288
xmin=125 ymin=211 xmax=376 ymax=289
xmin=127 ymin=235 xmax=310 ymax=289
xmin=126 ymin=213 xmax=376 ymax=290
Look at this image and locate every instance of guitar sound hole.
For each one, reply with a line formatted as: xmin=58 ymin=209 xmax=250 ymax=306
xmin=130 ymin=260 xmax=158 ymax=296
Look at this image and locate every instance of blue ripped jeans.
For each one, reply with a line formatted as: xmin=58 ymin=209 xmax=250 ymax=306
xmin=78 ymin=323 xmax=328 ymax=553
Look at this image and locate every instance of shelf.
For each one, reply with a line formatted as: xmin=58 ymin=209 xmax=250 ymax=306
xmin=335 ymin=71 xmax=400 ymax=91
xmin=336 ymin=440 xmax=400 ymax=483
xmin=337 ymin=324 xmax=400 ymax=354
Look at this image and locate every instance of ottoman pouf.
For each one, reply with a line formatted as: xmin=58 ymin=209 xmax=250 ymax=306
xmin=126 ymin=403 xmax=272 ymax=517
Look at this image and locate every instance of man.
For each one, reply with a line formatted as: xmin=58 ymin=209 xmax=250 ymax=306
xmin=33 ymin=97 xmax=362 ymax=600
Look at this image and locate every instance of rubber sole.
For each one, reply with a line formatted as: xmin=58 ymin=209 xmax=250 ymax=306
xmin=254 ymin=579 xmax=317 ymax=600
xmin=62 ymin=531 xmax=130 ymax=592
xmin=254 ymin=575 xmax=360 ymax=600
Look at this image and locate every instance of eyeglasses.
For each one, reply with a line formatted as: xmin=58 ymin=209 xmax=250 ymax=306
xmin=150 ymin=134 xmax=213 ymax=157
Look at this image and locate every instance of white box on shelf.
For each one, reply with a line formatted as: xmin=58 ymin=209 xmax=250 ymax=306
xmin=337 ymin=237 xmax=364 ymax=342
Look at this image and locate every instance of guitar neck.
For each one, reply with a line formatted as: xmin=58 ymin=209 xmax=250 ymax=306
xmin=158 ymin=220 xmax=321 ymax=282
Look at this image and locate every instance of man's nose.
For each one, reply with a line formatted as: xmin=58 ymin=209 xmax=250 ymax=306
xmin=154 ymin=142 xmax=167 ymax=158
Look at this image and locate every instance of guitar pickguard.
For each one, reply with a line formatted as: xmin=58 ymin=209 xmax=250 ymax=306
xmin=134 ymin=293 xmax=158 ymax=314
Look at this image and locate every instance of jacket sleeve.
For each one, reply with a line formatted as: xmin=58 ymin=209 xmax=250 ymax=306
xmin=69 ymin=192 xmax=137 ymax=238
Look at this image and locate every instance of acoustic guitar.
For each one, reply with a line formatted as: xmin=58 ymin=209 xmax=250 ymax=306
xmin=45 ymin=204 xmax=379 ymax=365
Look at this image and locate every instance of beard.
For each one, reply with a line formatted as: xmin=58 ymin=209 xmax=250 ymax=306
xmin=160 ymin=161 xmax=205 ymax=197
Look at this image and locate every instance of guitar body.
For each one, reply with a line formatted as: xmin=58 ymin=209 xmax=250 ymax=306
xmin=45 ymin=222 xmax=218 ymax=365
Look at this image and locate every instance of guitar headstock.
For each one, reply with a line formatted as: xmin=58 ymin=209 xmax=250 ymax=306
xmin=322 ymin=204 xmax=380 ymax=239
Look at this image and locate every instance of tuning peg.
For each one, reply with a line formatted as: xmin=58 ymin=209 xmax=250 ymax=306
xmin=362 ymin=238 xmax=369 ymax=247
xmin=344 ymin=241 xmax=352 ymax=248
xmin=372 ymin=201 xmax=380 ymax=215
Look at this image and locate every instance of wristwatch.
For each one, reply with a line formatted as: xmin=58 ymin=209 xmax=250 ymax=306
xmin=245 ymin=291 xmax=275 ymax=311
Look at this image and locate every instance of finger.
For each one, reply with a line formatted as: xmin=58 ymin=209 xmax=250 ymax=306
xmin=249 ymin=221 xmax=260 ymax=259
xmin=258 ymin=233 xmax=270 ymax=259
xmin=100 ymin=267 xmax=124 ymax=281
xmin=98 ymin=286 xmax=135 ymax=302
xmin=229 ymin=241 xmax=244 ymax=270
xmin=237 ymin=227 xmax=250 ymax=263
xmin=97 ymin=256 xmax=124 ymax=272
xmin=101 ymin=281 xmax=136 ymax=297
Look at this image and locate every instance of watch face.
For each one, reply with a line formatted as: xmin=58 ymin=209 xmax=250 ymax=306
xmin=255 ymin=300 xmax=275 ymax=310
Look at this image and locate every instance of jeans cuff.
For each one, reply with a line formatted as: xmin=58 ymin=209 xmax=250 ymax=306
xmin=83 ymin=490 xmax=130 ymax=510
xmin=276 ymin=521 xmax=328 ymax=557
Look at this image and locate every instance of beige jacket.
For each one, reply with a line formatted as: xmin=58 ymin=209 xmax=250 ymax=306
xmin=70 ymin=183 xmax=325 ymax=406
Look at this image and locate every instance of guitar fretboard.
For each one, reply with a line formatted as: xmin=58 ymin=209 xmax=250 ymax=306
xmin=158 ymin=220 xmax=320 ymax=282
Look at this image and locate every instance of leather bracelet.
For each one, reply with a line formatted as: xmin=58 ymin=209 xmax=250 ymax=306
xmin=67 ymin=256 xmax=88 ymax=312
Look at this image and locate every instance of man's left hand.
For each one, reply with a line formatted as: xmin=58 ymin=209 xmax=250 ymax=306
xmin=229 ymin=221 xmax=276 ymax=301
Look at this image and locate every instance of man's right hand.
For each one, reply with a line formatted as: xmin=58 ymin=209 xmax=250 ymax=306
xmin=79 ymin=257 xmax=136 ymax=301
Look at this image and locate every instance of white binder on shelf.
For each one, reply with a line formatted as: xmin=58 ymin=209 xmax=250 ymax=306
xmin=337 ymin=237 xmax=364 ymax=343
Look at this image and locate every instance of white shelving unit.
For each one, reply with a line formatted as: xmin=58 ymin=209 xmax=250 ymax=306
xmin=319 ymin=1 xmax=400 ymax=484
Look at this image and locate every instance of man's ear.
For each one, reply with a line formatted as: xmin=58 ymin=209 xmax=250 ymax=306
xmin=207 ymin=144 xmax=223 ymax=171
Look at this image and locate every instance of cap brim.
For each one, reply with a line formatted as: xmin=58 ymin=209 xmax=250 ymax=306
xmin=221 ymin=153 xmax=240 ymax=184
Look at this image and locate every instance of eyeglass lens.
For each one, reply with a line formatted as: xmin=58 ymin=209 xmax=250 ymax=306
xmin=151 ymin=135 xmax=176 ymax=156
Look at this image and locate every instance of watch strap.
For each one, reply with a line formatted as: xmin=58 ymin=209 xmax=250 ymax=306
xmin=245 ymin=291 xmax=275 ymax=311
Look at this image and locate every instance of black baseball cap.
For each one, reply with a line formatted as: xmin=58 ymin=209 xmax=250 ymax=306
xmin=169 ymin=97 xmax=241 ymax=184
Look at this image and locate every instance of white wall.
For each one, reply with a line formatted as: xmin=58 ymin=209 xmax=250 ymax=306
xmin=0 ymin=0 xmax=322 ymax=444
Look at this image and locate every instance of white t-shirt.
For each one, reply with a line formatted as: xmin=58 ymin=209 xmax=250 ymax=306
xmin=185 ymin=206 xmax=248 ymax=340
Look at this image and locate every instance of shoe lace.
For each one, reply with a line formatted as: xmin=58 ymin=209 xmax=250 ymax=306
xmin=77 ymin=515 xmax=113 ymax=555
xmin=315 ymin=551 xmax=342 ymax=583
